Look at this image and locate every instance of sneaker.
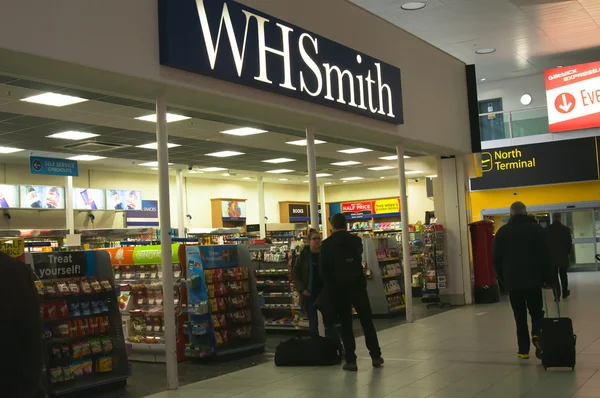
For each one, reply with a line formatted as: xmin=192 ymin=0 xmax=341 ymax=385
xmin=517 ymin=353 xmax=530 ymax=359
xmin=343 ymin=362 xmax=358 ymax=372
xmin=372 ymin=357 xmax=384 ymax=368
xmin=532 ymin=336 xmax=543 ymax=359
xmin=563 ymin=290 xmax=571 ymax=299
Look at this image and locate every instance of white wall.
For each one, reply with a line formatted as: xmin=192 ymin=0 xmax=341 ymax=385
xmin=478 ymin=74 xmax=546 ymax=112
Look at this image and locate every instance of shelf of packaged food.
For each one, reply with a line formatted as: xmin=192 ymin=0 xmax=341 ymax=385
xmin=43 ymin=312 xmax=111 ymax=323
xmin=46 ymin=331 xmax=112 ymax=344
xmin=184 ymin=345 xmax=214 ymax=358
xmin=374 ymin=229 xmax=403 ymax=233
xmin=388 ymin=305 xmax=406 ymax=311
xmin=378 ymin=258 xmax=400 ymax=263
xmin=261 ymin=304 xmax=301 ymax=310
xmin=381 ymin=274 xmax=402 ymax=279
xmin=259 ymin=292 xmax=294 ymax=298
xmin=255 ymin=269 xmax=288 ymax=275
xmin=256 ymin=281 xmax=290 ymax=286
xmin=385 ymin=290 xmax=403 ymax=296
xmin=51 ymin=372 xmax=128 ymax=396
xmin=349 ymin=228 xmax=373 ymax=232
xmin=129 ymin=329 xmax=165 ymax=335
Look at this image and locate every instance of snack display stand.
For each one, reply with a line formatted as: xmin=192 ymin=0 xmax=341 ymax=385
xmin=182 ymin=245 xmax=266 ymax=357
xmin=105 ymin=244 xmax=186 ymax=363
xmin=420 ymin=224 xmax=451 ymax=308
xmin=362 ymin=237 xmax=406 ymax=316
xmin=27 ymin=250 xmax=129 ymax=396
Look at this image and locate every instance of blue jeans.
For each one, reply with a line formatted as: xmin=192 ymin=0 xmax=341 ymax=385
xmin=306 ymin=296 xmax=341 ymax=346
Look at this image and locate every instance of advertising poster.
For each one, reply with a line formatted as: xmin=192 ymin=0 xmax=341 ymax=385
xmin=32 ymin=252 xmax=88 ymax=280
xmin=185 ymin=245 xmax=208 ymax=303
xmin=198 ymin=245 xmax=238 ymax=269
xmin=74 ymin=188 xmax=106 ymax=210
xmin=0 ymin=184 xmax=19 ymax=208
xmin=329 ymin=199 xmax=401 ymax=220
xmin=132 ymin=244 xmax=180 ymax=265
xmin=21 ymin=185 xmax=65 ymax=209
xmin=104 ymin=246 xmax=135 ymax=266
xmin=106 ymin=189 xmax=142 ymax=210
xmin=0 ymin=238 xmax=24 ymax=260
xmin=221 ymin=200 xmax=246 ymax=221
xmin=126 ymin=200 xmax=159 ymax=227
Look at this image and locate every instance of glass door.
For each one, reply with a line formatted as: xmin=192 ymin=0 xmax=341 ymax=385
xmin=554 ymin=210 xmax=598 ymax=271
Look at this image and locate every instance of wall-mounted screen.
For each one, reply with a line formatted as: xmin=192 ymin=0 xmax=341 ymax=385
xmin=221 ymin=200 xmax=246 ymax=221
xmin=20 ymin=185 xmax=65 ymax=209
xmin=106 ymin=189 xmax=142 ymax=210
xmin=0 ymin=185 xmax=19 ymax=208
xmin=74 ymin=188 xmax=106 ymax=210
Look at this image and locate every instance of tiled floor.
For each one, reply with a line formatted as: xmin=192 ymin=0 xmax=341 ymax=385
xmin=142 ymin=272 xmax=600 ymax=398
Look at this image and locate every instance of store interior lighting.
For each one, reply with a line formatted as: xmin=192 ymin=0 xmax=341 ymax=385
xmin=341 ymin=177 xmax=364 ymax=181
xmin=138 ymin=161 xmax=173 ymax=167
xmin=338 ymin=148 xmax=372 ymax=154
xmin=200 ymin=167 xmax=227 ymax=172
xmin=67 ymin=155 xmax=107 ymax=161
xmin=137 ymin=142 xmax=181 ymax=149
xmin=262 ymin=158 xmax=296 ymax=164
xmin=379 ymin=155 xmax=411 ymax=160
xmin=0 ymin=146 xmax=24 ymax=154
xmin=242 ymin=177 xmax=252 ymax=180
xmin=286 ymin=139 xmax=327 ymax=146
xmin=278 ymin=178 xmax=289 ymax=181
xmin=368 ymin=166 xmax=395 ymax=171
xmin=266 ymin=169 xmax=294 ymax=174
xmin=405 ymin=170 xmax=423 ymax=175
xmin=475 ymin=48 xmax=496 ymax=55
xmin=47 ymin=131 xmax=100 ymax=140
xmin=188 ymin=170 xmax=205 ymax=174
xmin=401 ymin=2 xmax=426 ymax=11
xmin=135 ymin=113 xmax=191 ymax=123
xmin=220 ymin=127 xmax=267 ymax=136
xmin=427 ymin=175 xmax=438 ymax=178
xmin=21 ymin=92 xmax=88 ymax=107
xmin=331 ymin=161 xmax=361 ymax=166
xmin=206 ymin=151 xmax=244 ymax=158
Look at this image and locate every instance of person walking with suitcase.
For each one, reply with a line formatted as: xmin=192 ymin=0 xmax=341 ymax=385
xmin=545 ymin=213 xmax=572 ymax=301
xmin=493 ymin=202 xmax=552 ymax=359
xmin=320 ymin=213 xmax=383 ymax=371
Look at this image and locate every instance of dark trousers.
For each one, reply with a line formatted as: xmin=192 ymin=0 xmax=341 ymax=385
xmin=509 ymin=289 xmax=544 ymax=354
xmin=336 ymin=287 xmax=381 ymax=363
xmin=553 ymin=266 xmax=569 ymax=298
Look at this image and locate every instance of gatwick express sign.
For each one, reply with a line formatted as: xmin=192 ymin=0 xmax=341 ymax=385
xmin=158 ymin=0 xmax=404 ymax=124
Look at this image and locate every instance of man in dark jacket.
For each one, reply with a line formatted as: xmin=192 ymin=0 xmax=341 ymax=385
xmin=545 ymin=213 xmax=572 ymax=301
xmin=493 ymin=202 xmax=552 ymax=360
xmin=0 ymin=252 xmax=44 ymax=397
xmin=320 ymin=213 xmax=382 ymax=371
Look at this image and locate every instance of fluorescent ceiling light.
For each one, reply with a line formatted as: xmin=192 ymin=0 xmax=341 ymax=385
xmin=286 ymin=139 xmax=327 ymax=146
xmin=188 ymin=170 xmax=204 ymax=174
xmin=138 ymin=161 xmax=173 ymax=167
xmin=222 ymin=173 xmax=231 ymax=177
xmin=47 ymin=131 xmax=99 ymax=140
xmin=0 ymin=146 xmax=24 ymax=154
xmin=279 ymin=178 xmax=289 ymax=181
xmin=135 ymin=113 xmax=191 ymax=123
xmin=480 ymin=78 xmax=487 ymax=82
xmin=200 ymin=167 xmax=227 ymax=172
xmin=21 ymin=92 xmax=88 ymax=107
xmin=368 ymin=166 xmax=395 ymax=171
xmin=151 ymin=168 xmax=159 ymax=171
xmin=405 ymin=170 xmax=422 ymax=175
xmin=380 ymin=176 xmax=386 ymax=179
xmin=337 ymin=148 xmax=372 ymax=154
xmin=137 ymin=142 xmax=181 ymax=149
xmin=242 ymin=177 xmax=252 ymax=180
xmin=220 ymin=127 xmax=267 ymax=136
xmin=341 ymin=177 xmax=364 ymax=181
xmin=331 ymin=161 xmax=361 ymax=166
xmin=426 ymin=175 xmax=438 ymax=178
xmin=401 ymin=2 xmax=426 ymax=10
xmin=206 ymin=151 xmax=244 ymax=158
xmin=303 ymin=180 xmax=309 ymax=183
xmin=475 ymin=48 xmax=496 ymax=55
xmin=305 ymin=173 xmax=333 ymax=177
xmin=266 ymin=169 xmax=294 ymax=174
xmin=262 ymin=158 xmax=296 ymax=164
xmin=378 ymin=155 xmax=411 ymax=160
xmin=67 ymin=155 xmax=106 ymax=161
xmin=325 ymin=182 xmax=332 ymax=185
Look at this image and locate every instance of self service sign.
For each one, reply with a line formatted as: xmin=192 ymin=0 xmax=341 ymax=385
xmin=30 ymin=156 xmax=79 ymax=177
xmin=545 ymin=61 xmax=600 ymax=133
xmin=158 ymin=0 xmax=403 ymax=124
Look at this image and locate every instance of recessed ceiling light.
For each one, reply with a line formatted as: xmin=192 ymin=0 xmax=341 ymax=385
xmin=0 ymin=146 xmax=24 ymax=154
xmin=200 ymin=167 xmax=227 ymax=172
xmin=151 ymin=168 xmax=159 ymax=171
xmin=520 ymin=94 xmax=532 ymax=106
xmin=47 ymin=131 xmax=99 ymax=140
xmin=286 ymin=139 xmax=327 ymax=146
xmin=306 ymin=173 xmax=333 ymax=177
xmin=266 ymin=169 xmax=294 ymax=174
xmin=222 ymin=173 xmax=231 ymax=177
xmin=137 ymin=142 xmax=181 ymax=149
xmin=206 ymin=151 xmax=244 ymax=158
xmin=405 ymin=170 xmax=422 ymax=175
xmin=67 ymin=155 xmax=107 ymax=161
xmin=138 ymin=161 xmax=174 ymax=167
xmin=135 ymin=113 xmax=191 ymax=123
xmin=401 ymin=2 xmax=426 ymax=10
xmin=341 ymin=177 xmax=364 ymax=181
xmin=188 ymin=170 xmax=204 ymax=174
xmin=262 ymin=158 xmax=296 ymax=164
xmin=220 ymin=127 xmax=267 ymax=136
xmin=303 ymin=180 xmax=309 ymax=183
xmin=426 ymin=175 xmax=438 ymax=178
xmin=480 ymin=78 xmax=487 ymax=82
xmin=21 ymin=92 xmax=88 ymax=107
xmin=368 ymin=166 xmax=395 ymax=171
xmin=242 ymin=177 xmax=252 ymax=180
xmin=378 ymin=155 xmax=411 ymax=160
xmin=331 ymin=161 xmax=361 ymax=166
xmin=325 ymin=182 xmax=332 ymax=185
xmin=279 ymin=178 xmax=289 ymax=181
xmin=380 ymin=176 xmax=386 ymax=179
xmin=337 ymin=148 xmax=372 ymax=154
xmin=475 ymin=48 xmax=496 ymax=55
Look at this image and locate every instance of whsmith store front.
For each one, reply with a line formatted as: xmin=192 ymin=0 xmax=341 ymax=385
xmin=470 ymin=136 xmax=600 ymax=271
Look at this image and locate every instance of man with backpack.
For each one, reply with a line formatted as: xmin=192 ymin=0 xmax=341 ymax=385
xmin=320 ymin=213 xmax=383 ymax=371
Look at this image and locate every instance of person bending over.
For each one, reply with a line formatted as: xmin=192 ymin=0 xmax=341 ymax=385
xmin=320 ymin=213 xmax=383 ymax=371
xmin=493 ymin=202 xmax=552 ymax=360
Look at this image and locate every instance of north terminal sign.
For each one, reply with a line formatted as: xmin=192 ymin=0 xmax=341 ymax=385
xmin=158 ymin=0 xmax=404 ymax=124
xmin=471 ymin=137 xmax=600 ymax=190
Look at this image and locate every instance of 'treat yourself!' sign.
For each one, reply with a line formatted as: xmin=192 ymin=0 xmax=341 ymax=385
xmin=545 ymin=61 xmax=600 ymax=133
xmin=158 ymin=0 xmax=403 ymax=124
xmin=33 ymin=252 xmax=88 ymax=280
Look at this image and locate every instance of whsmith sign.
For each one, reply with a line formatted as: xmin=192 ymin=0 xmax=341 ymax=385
xmin=158 ymin=0 xmax=403 ymax=124
xmin=470 ymin=137 xmax=600 ymax=190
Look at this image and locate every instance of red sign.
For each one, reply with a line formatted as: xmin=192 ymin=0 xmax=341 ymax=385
xmin=545 ymin=61 xmax=600 ymax=133
xmin=341 ymin=201 xmax=372 ymax=213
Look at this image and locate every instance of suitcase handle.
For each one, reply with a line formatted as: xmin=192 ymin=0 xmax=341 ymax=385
xmin=543 ymin=287 xmax=561 ymax=318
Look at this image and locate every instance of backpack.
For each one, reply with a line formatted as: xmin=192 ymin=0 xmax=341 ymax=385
xmin=332 ymin=242 xmax=364 ymax=287
xmin=274 ymin=336 xmax=341 ymax=366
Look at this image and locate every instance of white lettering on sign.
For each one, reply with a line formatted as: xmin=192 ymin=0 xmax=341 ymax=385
xmin=194 ymin=0 xmax=395 ymax=118
xmin=547 ymin=75 xmax=600 ymax=129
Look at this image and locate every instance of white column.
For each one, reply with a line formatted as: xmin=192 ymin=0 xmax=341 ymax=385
xmin=306 ymin=127 xmax=319 ymax=231
xmin=176 ymin=169 xmax=185 ymax=239
xmin=156 ymin=94 xmax=178 ymax=390
xmin=65 ymin=176 xmax=74 ymax=234
xmin=396 ymin=144 xmax=414 ymax=323
xmin=258 ymin=176 xmax=266 ymax=238
xmin=319 ymin=183 xmax=328 ymax=238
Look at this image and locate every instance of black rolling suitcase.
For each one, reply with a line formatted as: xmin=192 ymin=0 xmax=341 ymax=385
xmin=540 ymin=289 xmax=576 ymax=370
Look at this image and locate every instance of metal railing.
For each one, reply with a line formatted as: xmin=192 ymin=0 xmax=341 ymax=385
xmin=479 ymin=106 xmax=549 ymax=142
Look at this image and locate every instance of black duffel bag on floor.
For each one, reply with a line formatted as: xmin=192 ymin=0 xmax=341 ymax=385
xmin=274 ymin=336 xmax=341 ymax=367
